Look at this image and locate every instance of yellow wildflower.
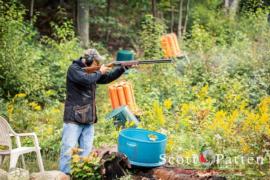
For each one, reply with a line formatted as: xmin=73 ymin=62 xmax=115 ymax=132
xmin=164 ymin=99 xmax=173 ymax=110
xmin=52 ymin=108 xmax=60 ymax=113
xmin=7 ymin=104 xmax=14 ymax=117
xmin=228 ymin=110 xmax=239 ymax=126
xmin=242 ymin=112 xmax=260 ymax=132
xmin=47 ymin=127 xmax=53 ymax=135
xmin=208 ymin=110 xmax=236 ymax=138
xmin=240 ymin=101 xmax=248 ymax=111
xmin=166 ymin=138 xmax=174 ymax=153
xmin=181 ymin=103 xmax=190 ymax=115
xmin=71 ymin=148 xmax=83 ymax=155
xmin=35 ymin=105 xmax=41 ymax=111
xmin=125 ymin=120 xmax=135 ymax=128
xmin=240 ymin=138 xmax=250 ymax=154
xmin=215 ymin=110 xmax=226 ymax=121
xmin=29 ymin=102 xmax=41 ymax=111
xmin=205 ymin=97 xmax=213 ymax=106
xmin=153 ymin=101 xmax=165 ymax=126
xmin=266 ymin=127 xmax=270 ymax=136
xmin=260 ymin=113 xmax=269 ymax=124
xmin=82 ymin=157 xmax=91 ymax=163
xmin=182 ymin=150 xmax=196 ymax=158
xmin=34 ymin=127 xmax=39 ymax=132
xmin=259 ymin=97 xmax=270 ymax=113
xmin=197 ymin=85 xmax=208 ymax=99
xmin=72 ymin=155 xmax=81 ymax=163
xmin=15 ymin=93 xmax=26 ymax=98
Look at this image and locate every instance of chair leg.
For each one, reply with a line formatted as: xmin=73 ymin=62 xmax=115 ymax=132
xmin=9 ymin=153 xmax=20 ymax=170
xmin=0 ymin=155 xmax=7 ymax=167
xmin=35 ymin=149 xmax=44 ymax=172
xmin=21 ymin=154 xmax=26 ymax=169
xmin=0 ymin=155 xmax=3 ymax=166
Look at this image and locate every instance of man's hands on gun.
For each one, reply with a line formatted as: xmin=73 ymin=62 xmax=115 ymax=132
xmin=99 ymin=64 xmax=110 ymax=75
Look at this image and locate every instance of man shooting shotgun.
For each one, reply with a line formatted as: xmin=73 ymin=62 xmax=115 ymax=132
xmin=59 ymin=48 xmax=171 ymax=175
xmin=59 ymin=49 xmax=133 ymax=175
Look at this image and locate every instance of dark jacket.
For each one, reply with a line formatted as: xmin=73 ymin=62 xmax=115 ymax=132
xmin=63 ymin=59 xmax=125 ymax=124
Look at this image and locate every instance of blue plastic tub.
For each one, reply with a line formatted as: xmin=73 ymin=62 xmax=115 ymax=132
xmin=118 ymin=128 xmax=167 ymax=167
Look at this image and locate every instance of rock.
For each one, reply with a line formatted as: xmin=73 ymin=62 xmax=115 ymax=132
xmin=152 ymin=168 xmax=198 ymax=180
xmin=30 ymin=171 xmax=70 ymax=180
xmin=0 ymin=168 xmax=8 ymax=180
xmin=8 ymin=168 xmax=29 ymax=180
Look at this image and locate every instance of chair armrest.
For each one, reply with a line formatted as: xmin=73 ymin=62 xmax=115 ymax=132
xmin=10 ymin=133 xmax=40 ymax=148
xmin=10 ymin=132 xmax=37 ymax=138
xmin=9 ymin=132 xmax=19 ymax=137
xmin=17 ymin=133 xmax=37 ymax=137
xmin=20 ymin=133 xmax=40 ymax=148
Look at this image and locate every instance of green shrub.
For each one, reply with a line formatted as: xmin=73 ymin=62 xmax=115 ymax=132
xmin=0 ymin=0 xmax=49 ymax=102
xmin=41 ymin=20 xmax=82 ymax=102
xmin=240 ymin=0 xmax=266 ymax=13
xmin=139 ymin=14 xmax=166 ymax=59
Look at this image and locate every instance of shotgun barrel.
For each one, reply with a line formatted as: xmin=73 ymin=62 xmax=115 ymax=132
xmin=83 ymin=59 xmax=172 ymax=73
xmin=109 ymin=59 xmax=172 ymax=67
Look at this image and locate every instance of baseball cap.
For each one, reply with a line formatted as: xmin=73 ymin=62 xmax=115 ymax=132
xmin=84 ymin=48 xmax=105 ymax=62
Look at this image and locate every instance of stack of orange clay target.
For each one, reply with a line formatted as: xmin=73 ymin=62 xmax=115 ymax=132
xmin=161 ymin=33 xmax=183 ymax=58
xmin=108 ymin=81 xmax=139 ymax=114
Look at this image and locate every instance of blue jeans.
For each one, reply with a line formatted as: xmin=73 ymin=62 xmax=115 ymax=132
xmin=59 ymin=123 xmax=94 ymax=174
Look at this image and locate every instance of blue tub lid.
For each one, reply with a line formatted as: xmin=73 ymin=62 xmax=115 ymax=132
xmin=119 ymin=128 xmax=167 ymax=143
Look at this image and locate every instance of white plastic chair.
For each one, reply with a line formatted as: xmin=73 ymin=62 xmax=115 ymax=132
xmin=0 ymin=116 xmax=44 ymax=172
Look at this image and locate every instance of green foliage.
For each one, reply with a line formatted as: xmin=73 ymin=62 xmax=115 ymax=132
xmin=240 ymin=0 xmax=265 ymax=13
xmin=0 ymin=0 xmax=49 ymax=101
xmin=188 ymin=23 xmax=215 ymax=52
xmin=41 ymin=20 xmax=82 ymax=101
xmin=139 ymin=14 xmax=166 ymax=59
xmin=0 ymin=1 xmax=83 ymax=103
xmin=71 ymin=150 xmax=101 ymax=180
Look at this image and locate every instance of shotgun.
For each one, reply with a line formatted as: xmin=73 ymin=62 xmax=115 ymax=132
xmin=83 ymin=59 xmax=172 ymax=74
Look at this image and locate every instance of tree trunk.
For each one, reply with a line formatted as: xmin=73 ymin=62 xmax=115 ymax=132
xmin=178 ymin=0 xmax=184 ymax=38
xmin=224 ymin=0 xmax=239 ymax=18
xmin=152 ymin=0 xmax=157 ymax=17
xmin=224 ymin=0 xmax=229 ymax=15
xmin=72 ymin=0 xmax=77 ymax=30
xmin=170 ymin=0 xmax=174 ymax=32
xmin=229 ymin=0 xmax=239 ymax=17
xmin=106 ymin=0 xmax=111 ymax=44
xmin=224 ymin=0 xmax=229 ymax=8
xmin=77 ymin=0 xmax=89 ymax=48
xmin=183 ymin=0 xmax=190 ymax=36
xmin=30 ymin=0 xmax=34 ymax=24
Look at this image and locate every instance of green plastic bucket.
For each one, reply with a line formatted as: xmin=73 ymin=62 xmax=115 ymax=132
xmin=116 ymin=50 xmax=134 ymax=61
